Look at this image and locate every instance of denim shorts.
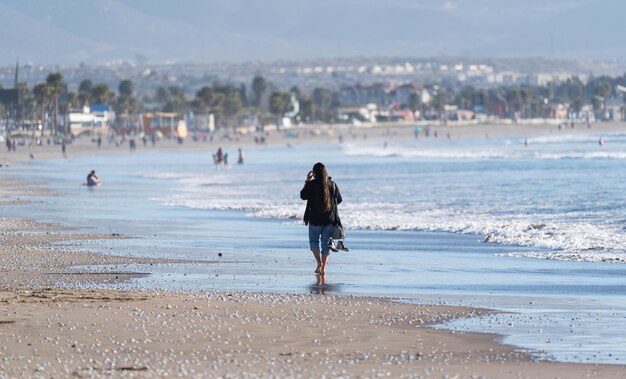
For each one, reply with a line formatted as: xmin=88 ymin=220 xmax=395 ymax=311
xmin=308 ymin=224 xmax=333 ymax=256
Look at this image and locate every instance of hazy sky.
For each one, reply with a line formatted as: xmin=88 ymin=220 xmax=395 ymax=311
xmin=0 ymin=0 xmax=623 ymax=65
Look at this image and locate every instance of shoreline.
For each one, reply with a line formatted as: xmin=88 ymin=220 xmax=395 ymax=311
xmin=0 ymin=215 xmax=624 ymax=377
xmin=2 ymin=127 xmax=626 ymax=376
xmin=2 ymin=120 xmax=626 ymax=167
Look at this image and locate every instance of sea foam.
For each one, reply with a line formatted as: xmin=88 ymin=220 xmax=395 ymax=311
xmin=144 ymin=133 xmax=626 ymax=264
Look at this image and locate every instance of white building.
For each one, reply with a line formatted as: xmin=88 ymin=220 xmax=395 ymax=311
xmin=68 ymin=105 xmax=114 ymax=131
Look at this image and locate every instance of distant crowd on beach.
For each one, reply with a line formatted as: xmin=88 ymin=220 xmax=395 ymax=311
xmin=4 ymin=134 xmax=74 ymax=159
xmin=1 ymin=125 xmax=276 ymax=164
xmin=5 ymin=119 xmax=617 ymax=179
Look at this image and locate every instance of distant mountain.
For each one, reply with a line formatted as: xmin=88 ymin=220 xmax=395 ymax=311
xmin=1 ymin=0 xmax=624 ymax=65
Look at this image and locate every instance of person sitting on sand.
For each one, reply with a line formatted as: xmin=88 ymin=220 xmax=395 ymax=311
xmin=86 ymin=170 xmax=100 ymax=187
xmin=300 ymin=162 xmax=342 ymax=275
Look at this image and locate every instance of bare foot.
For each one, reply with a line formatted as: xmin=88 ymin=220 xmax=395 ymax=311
xmin=315 ymin=266 xmax=321 ymax=274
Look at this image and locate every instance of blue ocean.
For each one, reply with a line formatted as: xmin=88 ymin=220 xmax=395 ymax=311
xmin=5 ymin=130 xmax=626 ymax=364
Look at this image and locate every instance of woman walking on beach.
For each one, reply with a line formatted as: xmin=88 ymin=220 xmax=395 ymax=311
xmin=300 ymin=162 xmax=342 ymax=275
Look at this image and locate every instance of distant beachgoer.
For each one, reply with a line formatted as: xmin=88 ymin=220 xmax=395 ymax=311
xmin=223 ymin=153 xmax=229 ymax=168
xmin=300 ymin=162 xmax=342 ymax=275
xmin=5 ymin=136 xmax=11 ymax=152
xmin=97 ymin=136 xmax=102 ymax=148
xmin=237 ymin=148 xmax=244 ymax=164
xmin=61 ymin=141 xmax=67 ymax=158
xmin=599 ymin=137 xmax=605 ymax=146
xmin=129 ymin=138 xmax=136 ymax=151
xmin=11 ymin=140 xmax=16 ymax=152
xmin=86 ymin=170 xmax=100 ymax=187
xmin=215 ymin=147 xmax=224 ymax=168
xmin=524 ymin=138 xmax=528 ymax=146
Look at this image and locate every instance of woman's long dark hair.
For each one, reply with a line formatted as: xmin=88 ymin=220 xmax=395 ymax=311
xmin=313 ymin=162 xmax=332 ymax=212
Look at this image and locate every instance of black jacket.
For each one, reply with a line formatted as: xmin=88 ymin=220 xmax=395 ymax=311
xmin=300 ymin=178 xmax=342 ymax=225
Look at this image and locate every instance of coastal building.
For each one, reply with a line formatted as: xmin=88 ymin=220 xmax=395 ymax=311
xmin=337 ymin=104 xmax=378 ymax=124
xmin=114 ymin=113 xmax=143 ymax=135
xmin=67 ymin=105 xmax=114 ymax=131
xmin=142 ymin=112 xmax=186 ymax=138
xmin=339 ymin=82 xmax=423 ymax=108
xmin=391 ymin=83 xmax=423 ymax=107
xmin=573 ymin=104 xmax=595 ymax=122
xmin=187 ymin=114 xmax=215 ymax=132
xmin=601 ymin=97 xmax=625 ymax=121
xmin=550 ymin=104 xmax=569 ymax=119
xmin=339 ymin=83 xmax=392 ymax=107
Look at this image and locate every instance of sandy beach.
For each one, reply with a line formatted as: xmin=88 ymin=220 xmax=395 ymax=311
xmin=2 ymin=122 xmax=626 ymax=377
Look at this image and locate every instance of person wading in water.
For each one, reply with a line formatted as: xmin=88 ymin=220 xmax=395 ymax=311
xmin=300 ymin=162 xmax=342 ymax=275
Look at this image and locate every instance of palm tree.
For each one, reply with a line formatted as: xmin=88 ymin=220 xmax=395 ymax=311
xmin=59 ymin=92 xmax=77 ymax=135
xmin=45 ymin=73 xmax=65 ymax=136
xmin=194 ymin=86 xmax=214 ymax=114
xmin=78 ymin=79 xmax=93 ymax=107
xmin=16 ymin=82 xmax=35 ymax=132
xmin=91 ymin=83 xmax=115 ymax=105
xmin=269 ymin=91 xmax=291 ymax=121
xmin=32 ymin=83 xmax=50 ymax=137
xmin=115 ymin=80 xmax=142 ymax=133
xmin=251 ymin=76 xmax=268 ymax=107
xmin=223 ymin=92 xmax=242 ymax=127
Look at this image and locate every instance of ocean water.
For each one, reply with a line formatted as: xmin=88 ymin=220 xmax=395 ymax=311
xmin=4 ymin=130 xmax=626 ymax=364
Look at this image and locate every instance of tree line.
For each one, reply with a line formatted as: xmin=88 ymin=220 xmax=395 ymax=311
xmin=3 ymin=71 xmax=626 ymax=136
xmin=409 ymin=75 xmax=626 ymax=119
xmin=2 ymin=73 xmax=140 ymax=136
